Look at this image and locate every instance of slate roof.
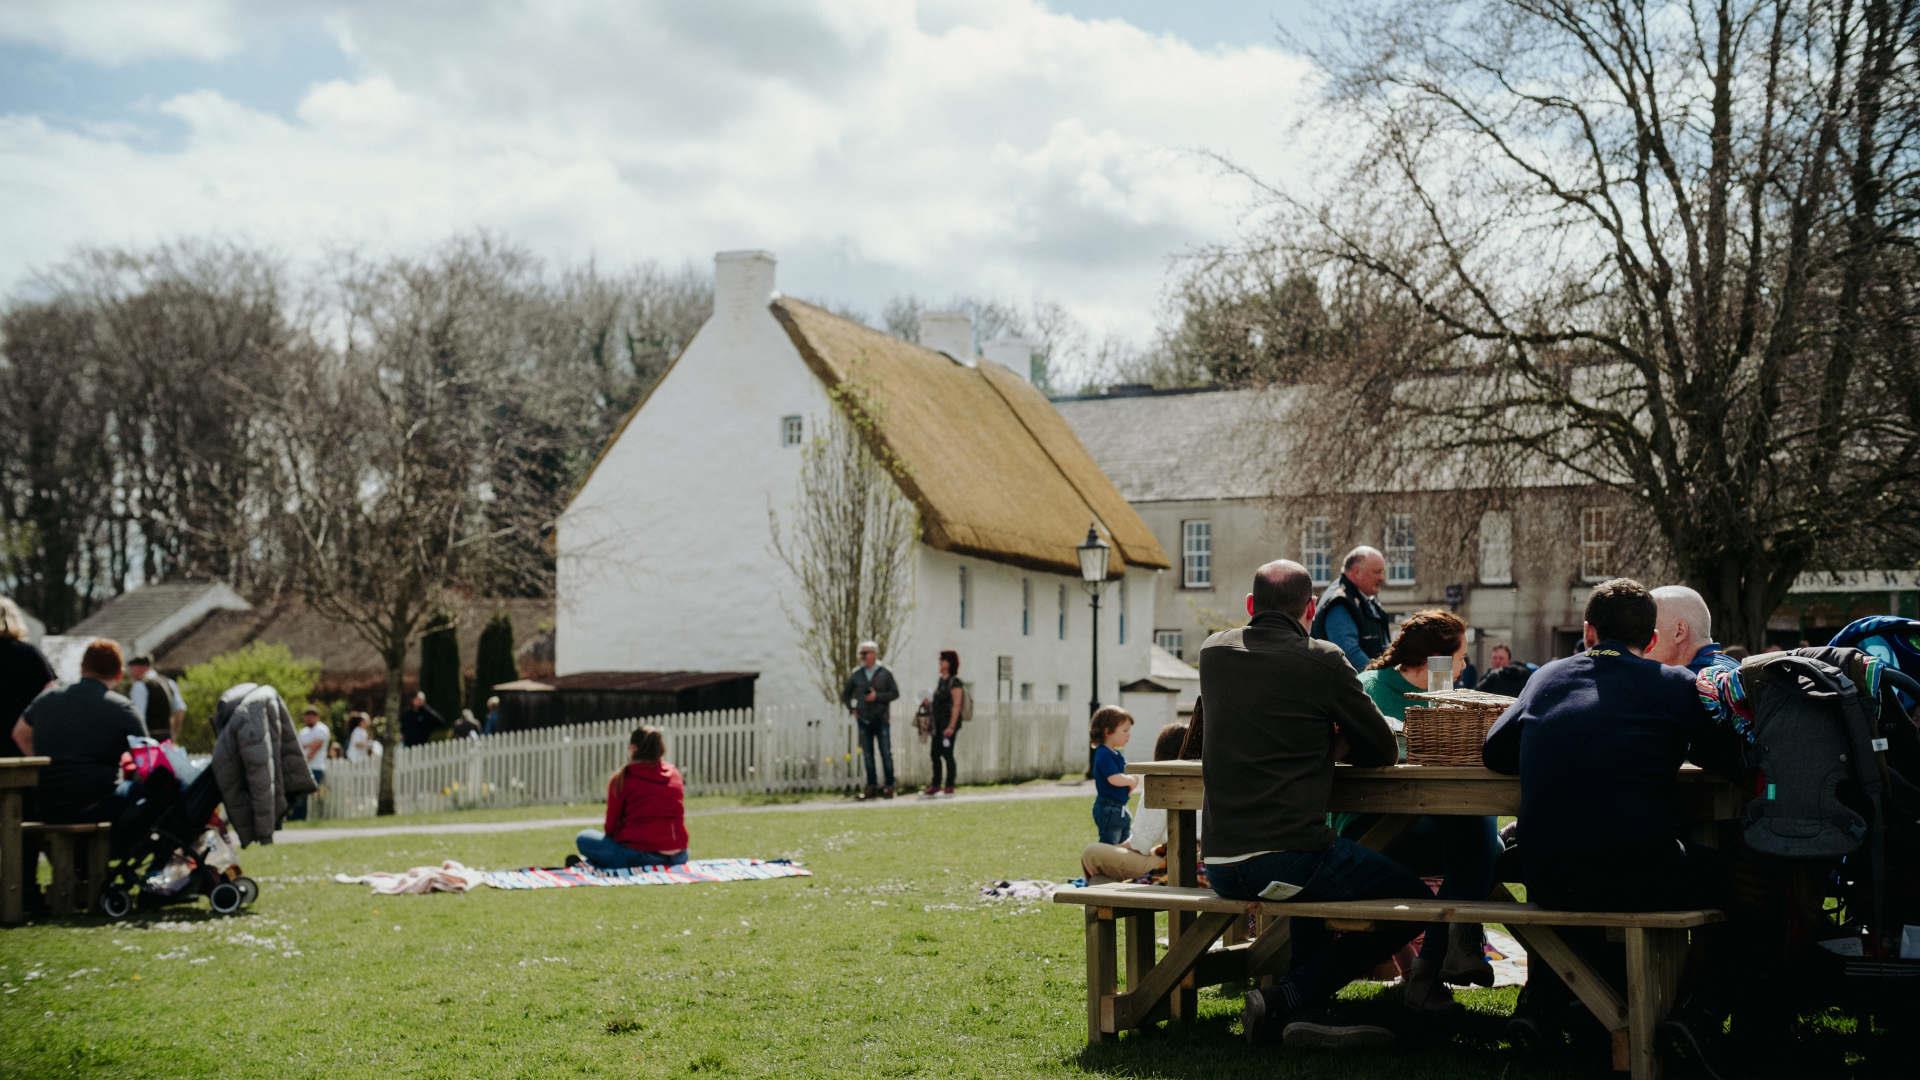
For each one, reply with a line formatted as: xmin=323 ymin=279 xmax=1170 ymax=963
xmin=68 ymin=582 xmax=242 ymax=652
xmin=1052 ymin=388 xmax=1281 ymax=503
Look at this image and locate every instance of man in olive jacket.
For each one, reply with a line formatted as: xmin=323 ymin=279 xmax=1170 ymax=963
xmin=840 ymin=641 xmax=899 ymax=799
xmin=1201 ymin=560 xmax=1431 ymax=1049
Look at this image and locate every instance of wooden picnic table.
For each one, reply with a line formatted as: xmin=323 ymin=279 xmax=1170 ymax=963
xmin=1 ymin=757 xmax=50 ymax=924
xmin=1123 ymin=759 xmax=1743 ymax=1078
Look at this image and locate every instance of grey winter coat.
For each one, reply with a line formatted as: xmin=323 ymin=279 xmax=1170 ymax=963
xmin=210 ymin=683 xmax=318 ymax=845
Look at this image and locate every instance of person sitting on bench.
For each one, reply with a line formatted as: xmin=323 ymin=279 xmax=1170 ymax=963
xmin=1200 ymin=560 xmax=1433 ymax=1050
xmin=1483 ymin=578 xmax=1732 ymax=1074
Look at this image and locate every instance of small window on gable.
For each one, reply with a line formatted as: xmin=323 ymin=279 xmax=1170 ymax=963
xmin=1154 ymin=629 xmax=1185 ymax=659
xmin=780 ymin=415 xmax=803 ymax=447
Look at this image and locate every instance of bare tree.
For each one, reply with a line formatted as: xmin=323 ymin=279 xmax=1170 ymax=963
xmin=768 ymin=383 xmax=919 ymax=705
xmin=268 ymin=236 xmax=562 ymax=812
xmin=0 ymin=300 xmax=120 ymax=630
xmin=1223 ymin=0 xmax=1920 ymax=646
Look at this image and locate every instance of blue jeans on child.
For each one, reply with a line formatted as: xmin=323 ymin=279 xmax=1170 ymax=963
xmin=1092 ymin=800 xmax=1131 ymax=845
xmin=574 ymin=829 xmax=690 ymax=869
xmin=1206 ymin=837 xmax=1431 ymax=1008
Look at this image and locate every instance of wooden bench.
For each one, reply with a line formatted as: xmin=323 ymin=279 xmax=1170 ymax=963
xmin=23 ymin=822 xmax=113 ymax=916
xmin=1055 ymin=881 xmax=1723 ymax=1080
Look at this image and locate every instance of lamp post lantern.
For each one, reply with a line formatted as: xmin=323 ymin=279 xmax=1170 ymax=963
xmin=1077 ymin=522 xmax=1111 ymax=719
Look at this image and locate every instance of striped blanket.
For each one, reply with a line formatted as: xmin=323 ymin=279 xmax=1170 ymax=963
xmin=484 ymin=858 xmax=811 ymax=890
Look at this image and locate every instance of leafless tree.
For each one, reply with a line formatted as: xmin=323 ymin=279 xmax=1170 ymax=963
xmin=0 ymin=300 xmax=120 ymax=630
xmin=768 ymin=383 xmax=919 ymax=705
xmin=267 ymin=236 xmax=565 ymax=811
xmin=1219 ymin=0 xmax=1919 ymax=646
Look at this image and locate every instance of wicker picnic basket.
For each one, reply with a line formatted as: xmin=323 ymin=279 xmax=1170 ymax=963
xmin=1402 ymin=688 xmax=1516 ymax=766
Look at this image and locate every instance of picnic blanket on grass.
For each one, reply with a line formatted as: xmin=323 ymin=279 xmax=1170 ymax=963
xmin=334 ymin=858 xmax=810 ymax=894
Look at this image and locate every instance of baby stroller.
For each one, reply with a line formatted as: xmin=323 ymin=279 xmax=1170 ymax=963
xmin=95 ymin=742 xmax=257 ymax=919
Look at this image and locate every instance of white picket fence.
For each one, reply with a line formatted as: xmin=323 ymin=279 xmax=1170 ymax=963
xmin=306 ymin=702 xmax=1079 ymax=819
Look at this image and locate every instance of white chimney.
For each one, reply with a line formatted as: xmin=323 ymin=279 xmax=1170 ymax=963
xmin=983 ymin=336 xmax=1037 ymax=382
xmin=918 ymin=310 xmax=974 ymax=363
xmin=713 ymin=250 xmax=776 ymax=320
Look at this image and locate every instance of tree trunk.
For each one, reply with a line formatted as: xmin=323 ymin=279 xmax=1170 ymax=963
xmin=377 ymin=654 xmax=403 ymax=816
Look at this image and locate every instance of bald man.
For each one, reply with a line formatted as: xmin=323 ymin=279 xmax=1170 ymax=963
xmin=1310 ymin=546 xmax=1391 ymax=671
xmin=1648 ymin=586 xmax=1725 ymax=673
xmin=1201 ymin=560 xmax=1428 ymax=1048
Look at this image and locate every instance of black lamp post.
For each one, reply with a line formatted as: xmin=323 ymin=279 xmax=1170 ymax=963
xmin=1077 ymin=522 xmax=1111 ymax=719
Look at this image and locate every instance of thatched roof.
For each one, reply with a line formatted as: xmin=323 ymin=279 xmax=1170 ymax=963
xmin=770 ymin=298 xmax=1168 ymax=577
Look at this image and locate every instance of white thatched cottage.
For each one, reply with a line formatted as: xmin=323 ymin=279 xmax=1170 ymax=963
xmin=555 ymin=251 xmax=1169 ymax=714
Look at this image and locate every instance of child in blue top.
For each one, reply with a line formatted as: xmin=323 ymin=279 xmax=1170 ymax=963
xmin=1089 ymin=706 xmax=1139 ymax=843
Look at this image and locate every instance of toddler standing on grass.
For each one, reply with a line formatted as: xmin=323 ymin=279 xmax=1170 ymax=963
xmin=1089 ymin=706 xmax=1139 ymax=844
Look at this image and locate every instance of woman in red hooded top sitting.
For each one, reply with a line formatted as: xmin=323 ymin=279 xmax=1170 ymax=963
xmin=571 ymin=725 xmax=690 ymax=869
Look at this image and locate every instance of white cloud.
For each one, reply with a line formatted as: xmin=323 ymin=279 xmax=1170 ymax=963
xmin=0 ymin=0 xmax=245 ymax=65
xmin=0 ymin=0 xmax=1315 ymax=344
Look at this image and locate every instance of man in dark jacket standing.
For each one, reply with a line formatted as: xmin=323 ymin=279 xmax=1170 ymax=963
xmin=1202 ymin=561 xmax=1431 ymax=1049
xmin=400 ymin=691 xmax=443 ymax=748
xmin=1310 ymin=546 xmax=1391 ymax=671
xmin=840 ymin=641 xmax=899 ymax=799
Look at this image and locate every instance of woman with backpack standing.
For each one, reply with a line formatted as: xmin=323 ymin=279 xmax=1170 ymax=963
xmin=923 ymin=650 xmax=966 ymax=797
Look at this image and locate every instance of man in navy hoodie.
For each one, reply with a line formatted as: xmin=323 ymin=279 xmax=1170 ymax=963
xmin=1483 ymin=578 xmax=1732 ymax=1076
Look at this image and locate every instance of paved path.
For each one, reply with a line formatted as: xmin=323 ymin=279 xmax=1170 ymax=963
xmin=278 ymin=780 xmax=1093 ymax=844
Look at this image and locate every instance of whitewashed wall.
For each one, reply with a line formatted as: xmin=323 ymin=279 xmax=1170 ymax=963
xmin=899 ymin=547 xmax=1155 ymax=720
xmin=556 ymin=251 xmax=829 ymax=710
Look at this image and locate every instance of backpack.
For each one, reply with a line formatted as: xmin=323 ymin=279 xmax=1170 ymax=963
xmin=950 ymin=677 xmax=973 ymax=731
xmin=1736 ymin=649 xmax=1885 ymax=859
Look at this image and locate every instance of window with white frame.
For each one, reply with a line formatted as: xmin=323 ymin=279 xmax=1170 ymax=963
xmin=1384 ymin=514 xmax=1416 ymax=585
xmin=1580 ymin=506 xmax=1617 ymax=582
xmin=1118 ymin=577 xmax=1129 ymax=644
xmin=1479 ymin=510 xmax=1513 ymax=585
xmin=1154 ymin=629 xmax=1185 ymax=659
xmin=958 ymin=565 xmax=971 ymax=628
xmin=780 ymin=415 xmax=803 ymax=447
xmin=1181 ymin=520 xmax=1212 ymax=588
xmin=1302 ymin=517 xmax=1333 ymax=585
xmin=1057 ymin=583 xmax=1068 ymax=640
xmin=1021 ymin=578 xmax=1032 ymax=636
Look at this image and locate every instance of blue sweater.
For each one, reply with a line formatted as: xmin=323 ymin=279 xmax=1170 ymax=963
xmin=1092 ymin=745 xmax=1130 ymax=805
xmin=1482 ymin=642 xmax=1713 ymax=875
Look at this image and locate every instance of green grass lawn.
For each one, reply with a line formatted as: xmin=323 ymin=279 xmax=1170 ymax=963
xmin=0 ymin=793 xmax=1901 ymax=1078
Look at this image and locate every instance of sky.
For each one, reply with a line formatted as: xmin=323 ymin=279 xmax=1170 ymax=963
xmin=0 ymin=1 xmax=1328 ymax=347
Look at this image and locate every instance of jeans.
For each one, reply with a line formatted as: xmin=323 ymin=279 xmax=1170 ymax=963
xmin=1093 ymin=800 xmax=1131 ymax=845
xmin=859 ymin=719 xmax=896 ymax=788
xmin=574 ymin=829 xmax=691 ymax=870
xmin=1207 ymin=838 xmax=1432 ymax=1007
xmin=1382 ymin=813 xmax=1501 ymax=962
xmin=930 ymin=733 xmax=957 ymax=789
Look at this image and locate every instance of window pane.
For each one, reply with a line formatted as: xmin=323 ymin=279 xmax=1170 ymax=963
xmin=780 ymin=415 xmax=802 ymax=446
xmin=1580 ymin=507 xmax=1615 ymax=581
xmin=1182 ymin=520 xmax=1212 ymax=588
xmin=1302 ymin=516 xmax=1332 ymax=585
xmin=1478 ymin=511 xmax=1512 ymax=585
xmin=1154 ymin=629 xmax=1185 ymax=659
xmin=1385 ymin=514 xmax=1415 ymax=585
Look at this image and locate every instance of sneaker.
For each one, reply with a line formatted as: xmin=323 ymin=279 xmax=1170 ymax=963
xmin=881 ymin=785 xmax=895 ymax=799
xmin=1281 ymin=1010 xmax=1397 ymax=1050
xmin=857 ymin=786 xmax=878 ymax=801
xmin=941 ymin=786 xmax=955 ymax=796
xmin=1242 ymin=987 xmax=1286 ymax=1046
xmin=921 ymin=786 xmax=940 ymax=797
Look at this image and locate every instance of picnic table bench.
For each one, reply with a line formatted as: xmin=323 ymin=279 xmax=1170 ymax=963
xmin=1053 ymin=761 xmax=1742 ymax=1080
xmin=1 ymin=756 xmax=50 ymax=924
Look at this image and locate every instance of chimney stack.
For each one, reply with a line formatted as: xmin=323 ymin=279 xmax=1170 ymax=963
xmin=918 ymin=310 xmax=974 ymax=363
xmin=713 ymin=250 xmax=776 ymax=321
xmin=983 ymin=336 xmax=1037 ymax=383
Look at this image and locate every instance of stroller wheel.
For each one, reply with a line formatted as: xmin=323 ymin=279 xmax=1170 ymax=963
xmin=99 ymin=887 xmax=133 ymax=920
xmin=234 ymin=877 xmax=259 ymax=906
xmin=208 ymin=881 xmax=243 ymax=915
